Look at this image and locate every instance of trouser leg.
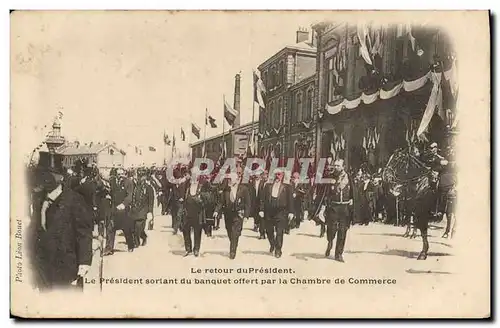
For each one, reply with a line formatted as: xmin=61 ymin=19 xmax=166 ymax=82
xmin=182 ymin=223 xmax=193 ymax=252
xmin=265 ymin=218 xmax=275 ymax=248
xmin=123 ymin=218 xmax=135 ymax=250
xmin=230 ymin=216 xmax=243 ymax=254
xmin=325 ymin=220 xmax=338 ymax=255
xmin=275 ymin=218 xmax=285 ymax=253
xmin=193 ymin=222 xmax=202 ymax=253
xmin=134 ymin=220 xmax=142 ymax=246
xmin=335 ymin=227 xmax=348 ymax=257
xmin=258 ymin=215 xmax=266 ymax=238
xmin=105 ymin=220 xmax=116 ymax=252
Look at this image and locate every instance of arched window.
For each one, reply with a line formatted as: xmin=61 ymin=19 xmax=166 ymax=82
xmin=296 ymin=92 xmax=303 ymax=122
xmin=267 ymin=101 xmax=274 ymax=129
xmin=270 ymin=65 xmax=277 ymax=89
xmin=275 ymin=142 xmax=282 ymax=159
xmin=306 ymin=87 xmax=314 ymax=120
xmin=260 ymin=146 xmax=266 ymax=158
xmin=268 ymin=144 xmax=274 ymax=158
xmin=273 ymin=100 xmax=279 ymax=127
xmin=262 ymin=70 xmax=268 ymax=91
xmin=278 ymin=97 xmax=284 ymax=126
xmin=278 ymin=61 xmax=284 ymax=86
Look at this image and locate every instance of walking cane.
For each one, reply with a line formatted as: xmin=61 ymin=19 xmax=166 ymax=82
xmin=99 ymin=217 xmax=106 ymax=292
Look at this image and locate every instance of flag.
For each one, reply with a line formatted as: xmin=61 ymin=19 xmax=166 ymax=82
xmin=417 ymin=72 xmax=443 ymax=136
xmin=224 ymin=98 xmax=237 ymax=126
xmin=248 ymin=129 xmax=256 ymax=156
xmin=180 ymin=128 xmax=186 ymax=141
xmin=205 ymin=109 xmax=217 ymax=128
xmin=149 ymin=146 xmax=156 ymax=152
xmin=357 ymin=24 xmax=373 ymax=66
xmin=191 ymin=123 xmax=201 ymax=139
xmin=253 ymin=70 xmax=266 ymax=108
xmin=163 ymin=131 xmax=171 ymax=145
xmin=370 ymin=27 xmax=383 ymax=57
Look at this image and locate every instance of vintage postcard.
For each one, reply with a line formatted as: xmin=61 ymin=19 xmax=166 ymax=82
xmin=10 ymin=10 xmax=490 ymax=318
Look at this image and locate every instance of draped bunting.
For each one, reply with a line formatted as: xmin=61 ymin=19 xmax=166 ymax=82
xmin=324 ymin=68 xmax=453 ymax=115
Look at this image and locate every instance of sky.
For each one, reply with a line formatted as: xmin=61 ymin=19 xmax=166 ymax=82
xmin=11 ymin=11 xmax=326 ymax=163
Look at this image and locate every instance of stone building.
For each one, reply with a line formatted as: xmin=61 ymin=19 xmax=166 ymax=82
xmin=312 ymin=22 xmax=457 ymax=171
xmin=257 ymin=28 xmax=317 ymax=164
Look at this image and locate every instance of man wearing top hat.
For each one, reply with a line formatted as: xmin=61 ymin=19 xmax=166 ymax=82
xmin=29 ymin=167 xmax=94 ymax=291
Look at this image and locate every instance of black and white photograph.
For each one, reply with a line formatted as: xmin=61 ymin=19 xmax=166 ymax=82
xmin=10 ymin=10 xmax=490 ymax=318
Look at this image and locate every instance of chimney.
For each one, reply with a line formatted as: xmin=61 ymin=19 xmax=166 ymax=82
xmin=311 ymin=30 xmax=318 ymax=47
xmin=233 ymin=73 xmax=241 ymax=128
xmin=296 ymin=27 xmax=309 ymax=44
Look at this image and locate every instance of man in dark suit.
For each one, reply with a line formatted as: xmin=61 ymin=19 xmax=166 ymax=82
xmin=104 ymin=168 xmax=135 ymax=255
xmin=170 ymin=165 xmax=189 ymax=235
xmin=248 ymin=170 xmax=267 ymax=239
xmin=214 ymin=171 xmax=251 ymax=259
xmin=74 ymin=165 xmax=99 ymax=227
xmin=30 ymin=168 xmax=94 ymax=291
xmin=181 ymin=169 xmax=212 ymax=257
xmin=289 ymin=171 xmax=307 ymax=230
xmin=260 ymin=170 xmax=294 ymax=258
xmin=131 ymin=168 xmax=155 ymax=247
xmin=320 ymin=159 xmax=354 ymax=262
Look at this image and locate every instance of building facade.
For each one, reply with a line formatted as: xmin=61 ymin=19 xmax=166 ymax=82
xmin=257 ymin=29 xmax=317 ymax=164
xmin=58 ymin=142 xmax=125 ymax=170
xmin=312 ymin=22 xmax=456 ymax=172
xmin=191 ymin=121 xmax=259 ymax=163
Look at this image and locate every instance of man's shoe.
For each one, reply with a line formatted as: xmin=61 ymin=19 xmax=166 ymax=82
xmin=275 ymin=250 xmax=282 ymax=258
xmin=193 ymin=250 xmax=199 ymax=257
xmin=184 ymin=251 xmax=192 ymax=257
xmin=259 ymin=235 xmax=266 ymax=240
xmin=141 ymin=238 xmax=147 ymax=246
xmin=229 ymin=252 xmax=236 ymax=260
xmin=128 ymin=248 xmax=134 ymax=253
xmin=417 ymin=252 xmax=427 ymax=260
xmin=103 ymin=250 xmax=114 ymax=256
xmin=325 ymin=242 xmax=332 ymax=257
xmin=269 ymin=245 xmax=275 ymax=253
xmin=334 ymin=255 xmax=344 ymax=262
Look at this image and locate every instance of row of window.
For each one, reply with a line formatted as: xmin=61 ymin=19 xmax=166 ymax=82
xmin=261 ymin=59 xmax=286 ymax=91
xmin=261 ymin=86 xmax=315 ymax=131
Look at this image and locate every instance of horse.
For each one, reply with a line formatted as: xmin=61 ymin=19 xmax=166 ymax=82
xmin=383 ymin=147 xmax=441 ymax=260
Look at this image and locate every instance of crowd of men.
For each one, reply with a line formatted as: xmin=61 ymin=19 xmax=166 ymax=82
xmin=26 ymin=140 xmax=456 ymax=291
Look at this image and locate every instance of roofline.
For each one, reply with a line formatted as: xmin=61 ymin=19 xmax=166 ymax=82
xmin=289 ymin=74 xmax=316 ymax=91
xmin=257 ymin=45 xmax=316 ymax=71
xmin=189 ymin=121 xmax=259 ymax=147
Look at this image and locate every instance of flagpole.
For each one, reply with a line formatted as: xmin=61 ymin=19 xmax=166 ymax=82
xmin=163 ymin=130 xmax=166 ymax=165
xmin=171 ymin=122 xmax=174 ymax=161
xmin=251 ymin=83 xmax=256 ymax=157
xmin=203 ymin=108 xmax=207 ymax=158
xmin=222 ymin=95 xmax=226 ymax=159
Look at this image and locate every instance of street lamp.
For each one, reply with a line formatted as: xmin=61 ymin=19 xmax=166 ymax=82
xmin=44 ymin=115 xmax=65 ymax=168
